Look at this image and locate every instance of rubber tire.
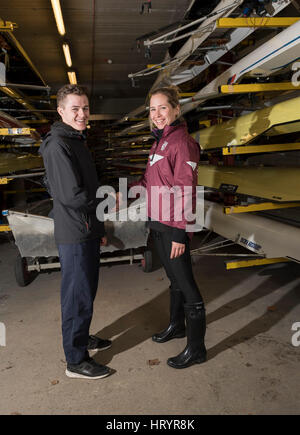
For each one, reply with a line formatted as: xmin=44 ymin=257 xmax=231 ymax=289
xmin=142 ymin=249 xmax=152 ymax=273
xmin=14 ymin=254 xmax=35 ymax=287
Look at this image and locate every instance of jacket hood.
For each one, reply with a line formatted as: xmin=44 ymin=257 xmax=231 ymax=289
xmin=39 ymin=121 xmax=86 ymax=155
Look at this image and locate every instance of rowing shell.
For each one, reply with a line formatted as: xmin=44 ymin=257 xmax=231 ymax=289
xmin=192 ymin=95 xmax=300 ymax=149
xmin=198 ymin=164 xmax=300 ymax=202
xmin=183 ymin=19 xmax=300 ymax=114
xmin=203 ymin=200 xmax=300 ymax=260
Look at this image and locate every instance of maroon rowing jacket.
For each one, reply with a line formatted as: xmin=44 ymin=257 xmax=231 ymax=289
xmin=130 ymin=122 xmax=200 ymax=241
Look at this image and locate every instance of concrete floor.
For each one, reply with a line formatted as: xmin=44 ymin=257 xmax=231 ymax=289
xmin=0 ymin=237 xmax=299 ymax=415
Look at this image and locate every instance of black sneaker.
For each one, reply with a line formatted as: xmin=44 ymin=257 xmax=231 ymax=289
xmin=87 ymin=335 xmax=112 ymax=351
xmin=66 ymin=357 xmax=111 ymax=379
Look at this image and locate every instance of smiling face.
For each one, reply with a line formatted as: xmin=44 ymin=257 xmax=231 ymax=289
xmin=57 ymin=93 xmax=90 ymax=131
xmin=149 ymin=93 xmax=180 ymax=130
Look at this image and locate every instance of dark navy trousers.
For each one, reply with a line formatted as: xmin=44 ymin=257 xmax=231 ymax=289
xmin=58 ymin=238 xmax=100 ymax=364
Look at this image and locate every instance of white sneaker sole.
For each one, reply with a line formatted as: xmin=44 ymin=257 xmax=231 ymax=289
xmin=88 ymin=343 xmax=112 ymax=352
xmin=65 ymin=369 xmax=111 ymax=379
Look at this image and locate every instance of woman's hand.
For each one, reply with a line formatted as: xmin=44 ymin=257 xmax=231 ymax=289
xmin=170 ymin=241 xmax=185 ymax=259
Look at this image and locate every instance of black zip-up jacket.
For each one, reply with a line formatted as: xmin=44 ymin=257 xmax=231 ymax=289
xmin=39 ymin=121 xmax=105 ymax=244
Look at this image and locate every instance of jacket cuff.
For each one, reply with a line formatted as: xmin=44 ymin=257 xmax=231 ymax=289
xmin=172 ymin=227 xmax=187 ymax=244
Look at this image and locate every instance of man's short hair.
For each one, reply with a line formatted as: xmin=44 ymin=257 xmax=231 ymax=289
xmin=56 ymin=84 xmax=89 ymax=107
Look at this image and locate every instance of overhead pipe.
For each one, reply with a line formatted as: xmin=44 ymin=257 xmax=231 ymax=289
xmin=1 ymin=83 xmax=51 ymax=92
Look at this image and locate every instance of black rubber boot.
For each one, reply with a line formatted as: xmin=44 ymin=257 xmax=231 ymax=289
xmin=152 ymin=288 xmax=186 ymax=343
xmin=167 ymin=302 xmax=207 ymax=369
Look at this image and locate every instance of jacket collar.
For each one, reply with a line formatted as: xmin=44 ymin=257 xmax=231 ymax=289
xmin=151 ymin=120 xmax=185 ymax=142
xmin=51 ymin=121 xmax=87 ymax=140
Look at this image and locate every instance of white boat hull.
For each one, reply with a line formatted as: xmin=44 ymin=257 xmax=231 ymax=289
xmin=172 ymin=0 xmax=292 ymax=85
xmin=203 ymin=200 xmax=300 ymax=261
xmin=183 ymin=19 xmax=300 ymax=114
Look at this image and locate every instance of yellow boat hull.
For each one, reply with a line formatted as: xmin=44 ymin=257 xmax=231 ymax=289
xmin=192 ymin=96 xmax=300 ymax=150
xmin=198 ymin=165 xmax=300 ymax=202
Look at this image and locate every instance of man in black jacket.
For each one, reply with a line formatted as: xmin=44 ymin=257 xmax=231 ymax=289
xmin=39 ymin=84 xmax=112 ymax=379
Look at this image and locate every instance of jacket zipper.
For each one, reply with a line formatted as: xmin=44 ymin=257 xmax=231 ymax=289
xmin=151 ymin=138 xmax=161 ymax=161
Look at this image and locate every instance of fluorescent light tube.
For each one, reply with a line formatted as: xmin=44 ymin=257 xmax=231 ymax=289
xmin=62 ymin=43 xmax=72 ymax=67
xmin=51 ymin=0 xmax=66 ymax=36
xmin=67 ymin=71 xmax=77 ymax=84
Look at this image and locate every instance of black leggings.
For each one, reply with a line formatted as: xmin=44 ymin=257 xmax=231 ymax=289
xmin=152 ymin=230 xmax=203 ymax=304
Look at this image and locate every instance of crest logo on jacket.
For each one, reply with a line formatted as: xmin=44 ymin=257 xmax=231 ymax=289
xmin=161 ymin=141 xmax=168 ymax=151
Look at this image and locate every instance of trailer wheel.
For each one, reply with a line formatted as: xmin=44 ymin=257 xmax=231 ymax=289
xmin=142 ymin=249 xmax=152 ymax=273
xmin=14 ymin=254 xmax=33 ymax=287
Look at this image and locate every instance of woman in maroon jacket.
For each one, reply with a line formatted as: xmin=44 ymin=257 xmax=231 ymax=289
xmin=132 ymin=86 xmax=207 ymax=369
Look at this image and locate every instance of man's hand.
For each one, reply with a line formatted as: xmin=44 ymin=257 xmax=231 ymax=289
xmin=100 ymin=236 xmax=108 ymax=246
xmin=170 ymin=241 xmax=185 ymax=259
xmin=115 ymin=191 xmax=123 ymax=211
xmin=110 ymin=191 xmax=123 ymax=212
